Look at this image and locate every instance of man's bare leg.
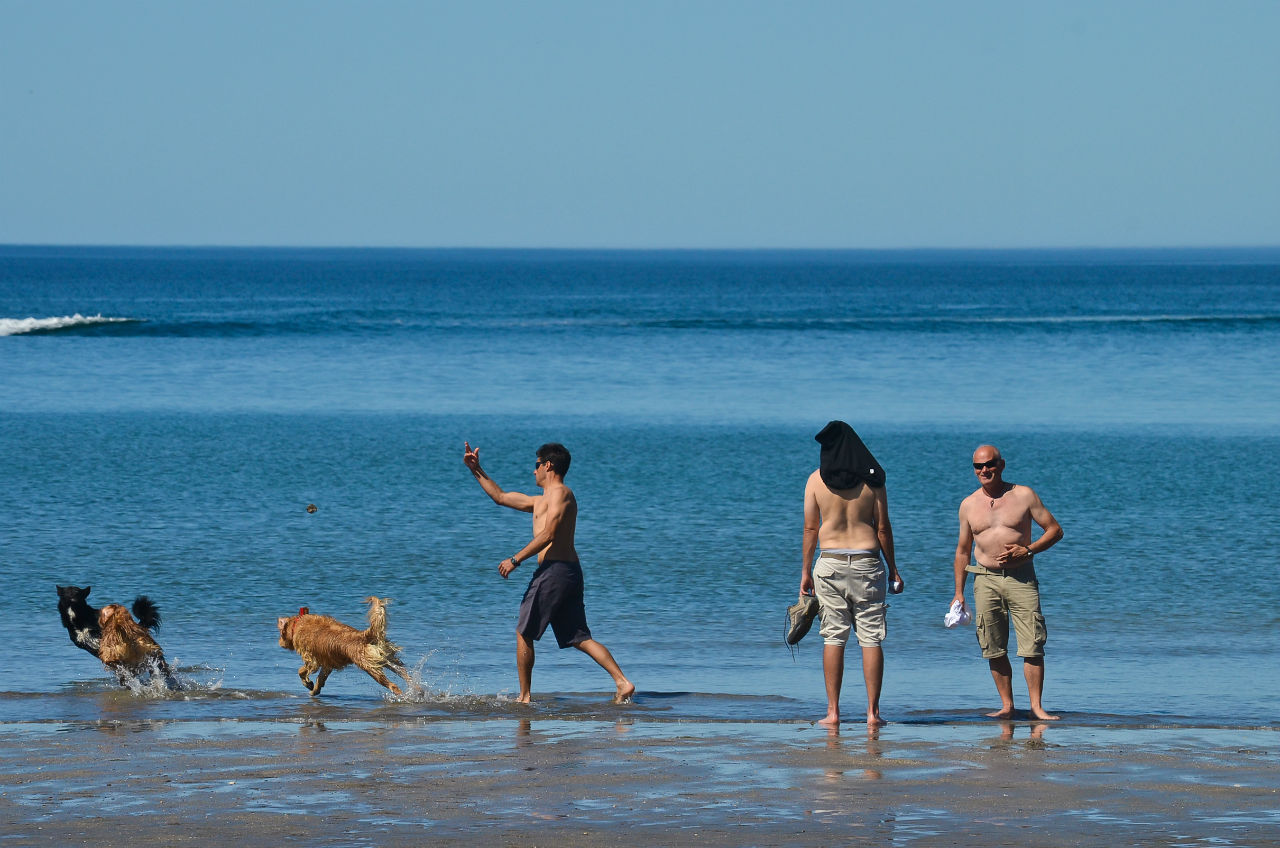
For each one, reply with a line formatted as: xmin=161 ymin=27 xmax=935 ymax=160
xmin=986 ymin=654 xmax=1017 ymax=718
xmin=820 ymin=644 xmax=844 ymax=726
xmin=861 ymin=645 xmax=886 ymax=727
xmin=574 ymin=638 xmax=635 ymax=703
xmin=516 ymin=632 xmax=535 ymax=703
xmin=1022 ymin=657 xmax=1059 ymax=720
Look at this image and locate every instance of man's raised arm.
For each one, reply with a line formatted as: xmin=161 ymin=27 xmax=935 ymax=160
xmin=463 ymin=441 xmax=535 ymax=512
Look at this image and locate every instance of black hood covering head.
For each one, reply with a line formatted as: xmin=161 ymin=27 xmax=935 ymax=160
xmin=815 ymin=420 xmax=884 ymax=490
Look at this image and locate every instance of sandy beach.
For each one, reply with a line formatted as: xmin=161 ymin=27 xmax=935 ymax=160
xmin=2 ymin=711 xmax=1277 ymax=847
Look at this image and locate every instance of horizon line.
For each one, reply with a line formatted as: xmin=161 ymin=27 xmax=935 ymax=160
xmin=4 ymin=242 xmax=1280 ymax=254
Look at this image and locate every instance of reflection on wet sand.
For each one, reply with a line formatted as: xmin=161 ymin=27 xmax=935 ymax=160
xmin=995 ymin=721 xmax=1050 ymax=748
xmin=820 ymin=723 xmax=885 ymax=782
xmin=3 ymin=717 xmax=1277 ymax=847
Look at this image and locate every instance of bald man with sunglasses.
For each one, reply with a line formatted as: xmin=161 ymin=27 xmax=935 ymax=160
xmin=952 ymin=445 xmax=1063 ymax=721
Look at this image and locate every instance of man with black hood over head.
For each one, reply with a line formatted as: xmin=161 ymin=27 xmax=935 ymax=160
xmin=801 ymin=421 xmax=904 ymax=727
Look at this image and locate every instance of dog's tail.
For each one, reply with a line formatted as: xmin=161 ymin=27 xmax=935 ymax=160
xmin=132 ymin=596 xmax=161 ymax=632
xmin=362 ymin=597 xmax=401 ymax=667
xmin=363 ymin=597 xmax=391 ymax=642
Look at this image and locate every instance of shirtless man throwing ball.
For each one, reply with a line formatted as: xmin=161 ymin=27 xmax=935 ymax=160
xmin=464 ymin=440 xmax=634 ymax=705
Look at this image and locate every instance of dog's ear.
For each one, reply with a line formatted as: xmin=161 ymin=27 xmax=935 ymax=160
xmin=277 ymin=617 xmax=289 ymax=633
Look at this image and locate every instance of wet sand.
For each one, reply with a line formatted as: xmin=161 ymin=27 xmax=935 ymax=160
xmin=2 ymin=717 xmax=1277 ymax=847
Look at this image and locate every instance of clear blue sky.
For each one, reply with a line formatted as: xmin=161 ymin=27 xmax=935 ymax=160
xmin=2 ymin=1 xmax=1277 ymax=249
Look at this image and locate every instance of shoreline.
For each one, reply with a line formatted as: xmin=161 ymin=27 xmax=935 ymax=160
xmin=2 ymin=682 xmax=1276 ymax=733
xmin=2 ymin=716 xmax=1276 ymax=846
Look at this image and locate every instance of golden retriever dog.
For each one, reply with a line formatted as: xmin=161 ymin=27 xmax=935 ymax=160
xmin=98 ymin=603 xmax=178 ymax=689
xmin=277 ymin=597 xmax=410 ymax=697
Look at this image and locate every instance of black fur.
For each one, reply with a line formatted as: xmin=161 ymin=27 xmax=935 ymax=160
xmin=55 ymin=585 xmax=161 ymax=659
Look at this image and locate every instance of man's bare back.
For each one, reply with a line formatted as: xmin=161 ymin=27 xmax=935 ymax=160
xmin=805 ymin=470 xmax=881 ymax=552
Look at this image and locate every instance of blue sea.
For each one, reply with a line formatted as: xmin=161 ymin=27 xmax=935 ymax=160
xmin=2 ymin=245 xmax=1278 ymax=729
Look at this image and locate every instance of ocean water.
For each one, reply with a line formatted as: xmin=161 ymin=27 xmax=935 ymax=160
xmin=2 ymin=246 xmax=1278 ymax=729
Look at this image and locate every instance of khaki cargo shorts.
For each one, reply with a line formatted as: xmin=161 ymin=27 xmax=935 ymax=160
xmin=813 ymin=552 xmax=887 ymax=648
xmin=970 ymin=562 xmax=1047 ymax=659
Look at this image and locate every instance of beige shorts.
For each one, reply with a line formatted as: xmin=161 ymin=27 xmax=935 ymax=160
xmin=813 ymin=551 xmax=886 ymax=647
xmin=970 ymin=562 xmax=1047 ymax=659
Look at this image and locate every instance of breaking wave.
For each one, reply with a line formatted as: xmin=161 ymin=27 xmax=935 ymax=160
xmin=0 ymin=314 xmax=138 ymax=336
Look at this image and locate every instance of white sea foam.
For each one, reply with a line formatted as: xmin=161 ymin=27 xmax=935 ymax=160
xmin=0 ymin=313 xmax=134 ymax=336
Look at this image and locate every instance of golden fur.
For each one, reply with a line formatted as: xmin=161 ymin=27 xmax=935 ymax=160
xmin=277 ymin=597 xmax=409 ymax=697
xmin=98 ymin=603 xmax=174 ymax=686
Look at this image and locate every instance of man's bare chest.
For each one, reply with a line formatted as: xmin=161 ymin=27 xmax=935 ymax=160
xmin=970 ymin=499 xmax=1029 ymax=535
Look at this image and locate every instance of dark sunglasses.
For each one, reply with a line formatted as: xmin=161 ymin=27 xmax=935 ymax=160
xmin=535 ymin=459 xmax=547 ymax=468
xmin=973 ymin=460 xmax=1000 ymax=470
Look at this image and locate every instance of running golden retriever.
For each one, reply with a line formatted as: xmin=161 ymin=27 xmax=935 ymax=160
xmin=277 ymin=597 xmax=410 ymax=697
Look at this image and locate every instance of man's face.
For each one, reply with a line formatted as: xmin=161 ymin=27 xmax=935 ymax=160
xmin=534 ymin=456 xmax=549 ymax=486
xmin=972 ymin=448 xmax=1003 ymax=485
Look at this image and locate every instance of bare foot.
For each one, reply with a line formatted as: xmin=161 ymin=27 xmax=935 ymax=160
xmin=986 ymin=707 xmax=1017 ymax=719
xmin=515 ymin=693 xmax=532 ymax=704
xmin=1029 ymin=708 xmax=1060 ymax=720
xmin=818 ymin=712 xmax=840 ymax=728
xmin=613 ymin=680 xmax=636 ymax=704
xmin=867 ymin=713 xmax=887 ymax=728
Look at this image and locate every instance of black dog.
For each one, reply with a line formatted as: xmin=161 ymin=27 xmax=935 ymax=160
xmin=56 ymin=585 xmax=161 ymax=659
